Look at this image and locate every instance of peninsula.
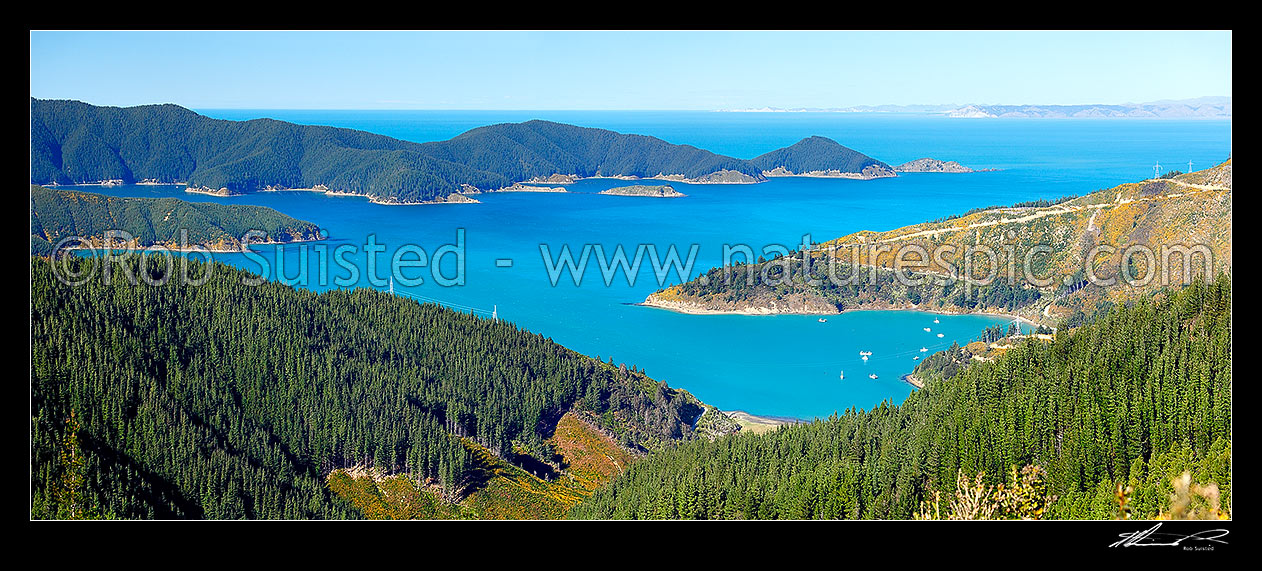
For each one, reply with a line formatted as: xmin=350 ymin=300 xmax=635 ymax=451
xmin=30 ymin=185 xmax=324 ymax=255
xmin=641 ymin=160 xmax=1232 ymax=327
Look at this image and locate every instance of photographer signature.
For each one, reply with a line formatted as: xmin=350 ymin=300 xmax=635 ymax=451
xmin=1110 ymin=523 xmax=1229 ymax=548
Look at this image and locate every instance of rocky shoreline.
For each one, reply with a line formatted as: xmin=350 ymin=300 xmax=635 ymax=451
xmin=530 ymin=170 xmax=764 ymax=185
xmin=185 ymin=185 xmax=242 ymax=197
xmin=761 ymin=165 xmax=896 ymax=180
xmin=56 ymin=234 xmax=325 ymax=254
xmin=258 ymin=184 xmax=332 ymax=193
xmin=641 ymin=290 xmax=1046 ymax=326
xmin=468 ymin=183 xmax=568 ymax=194
xmin=900 ymin=374 xmax=925 ymax=389
xmin=45 ymin=179 xmax=127 ymax=187
xmin=366 ymin=192 xmax=481 ymax=206
xmin=640 ymin=292 xmax=840 ymax=315
xmin=320 ymin=188 xmax=481 ymax=205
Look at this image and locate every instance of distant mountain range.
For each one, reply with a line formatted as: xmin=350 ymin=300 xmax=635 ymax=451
xmin=31 ymin=99 xmax=902 ymax=204
xmin=719 ymin=104 xmax=961 ymax=113
xmin=719 ymin=97 xmax=1232 ymax=118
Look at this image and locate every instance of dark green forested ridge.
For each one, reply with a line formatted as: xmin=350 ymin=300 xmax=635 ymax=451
xmin=571 ymin=277 xmax=1231 ymax=519
xmin=30 ymin=185 xmax=322 ymax=256
xmin=751 ymin=135 xmax=893 ymax=176
xmin=421 ymin=120 xmax=761 ymax=183
xmin=31 ymin=98 xmax=893 ymax=203
xmin=31 ymin=257 xmax=715 ymax=519
xmin=30 ymin=98 xmax=507 ymax=202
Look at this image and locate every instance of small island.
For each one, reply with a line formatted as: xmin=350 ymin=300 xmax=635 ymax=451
xmin=893 ymin=158 xmax=992 ymax=173
xmin=598 ymin=184 xmax=686 ymax=197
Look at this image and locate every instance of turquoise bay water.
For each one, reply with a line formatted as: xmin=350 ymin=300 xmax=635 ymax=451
xmin=70 ymin=112 xmax=1232 ymax=419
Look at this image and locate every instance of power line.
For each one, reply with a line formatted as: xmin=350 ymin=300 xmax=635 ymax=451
xmin=390 ymin=288 xmax=497 ymax=317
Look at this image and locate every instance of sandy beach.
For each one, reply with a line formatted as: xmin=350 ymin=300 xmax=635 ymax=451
xmin=723 ymin=410 xmax=807 ymax=434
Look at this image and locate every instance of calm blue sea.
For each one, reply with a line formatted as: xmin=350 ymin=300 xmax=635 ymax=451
xmin=69 ymin=111 xmax=1232 ymax=419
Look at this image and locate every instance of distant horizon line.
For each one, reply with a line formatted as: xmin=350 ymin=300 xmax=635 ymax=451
xmin=30 ymin=95 xmax=1232 ymax=113
xmin=201 ymin=98 xmax=1234 ymax=112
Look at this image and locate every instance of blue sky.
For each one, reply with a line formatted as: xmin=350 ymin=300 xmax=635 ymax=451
xmin=30 ymin=30 xmax=1232 ymax=110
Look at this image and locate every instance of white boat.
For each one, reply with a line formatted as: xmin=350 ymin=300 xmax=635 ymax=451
xmin=839 ymin=371 xmax=844 ymax=380
xmin=920 ymin=347 xmax=928 ymax=352
xmin=913 ymin=356 xmax=920 ymax=360
xmin=818 ymin=318 xmax=827 ymax=323
xmin=937 ymin=333 xmax=945 ymax=338
xmin=869 ymin=373 xmax=878 ymax=380
xmin=933 ymin=318 xmax=940 ymax=324
xmin=924 ymin=327 xmax=932 ymax=332
xmin=861 ymin=355 xmax=868 ymax=361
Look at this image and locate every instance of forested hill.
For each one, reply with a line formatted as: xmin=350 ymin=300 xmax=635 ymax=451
xmin=751 ymin=135 xmax=894 ymax=178
xmin=573 ymin=276 xmax=1231 ymax=519
xmin=31 ymin=99 xmax=896 ymax=203
xmin=30 ymin=98 xmax=511 ymax=202
xmin=31 ymin=257 xmax=728 ymax=519
xmin=30 ymin=185 xmax=322 ymax=255
xmin=417 ymin=120 xmax=761 ymax=183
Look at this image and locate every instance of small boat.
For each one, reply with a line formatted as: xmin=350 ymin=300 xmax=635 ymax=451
xmin=818 ymin=318 xmax=827 ymax=323
xmin=920 ymin=347 xmax=928 ymax=352
xmin=913 ymin=356 xmax=920 ymax=360
xmin=923 ymin=327 xmax=932 ymax=332
xmin=933 ymin=318 xmax=940 ymax=324
xmin=861 ymin=355 xmax=868 ymax=362
xmin=937 ymin=333 xmax=945 ymax=338
xmin=869 ymin=373 xmax=878 ymax=380
xmin=839 ymin=371 xmax=844 ymax=380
